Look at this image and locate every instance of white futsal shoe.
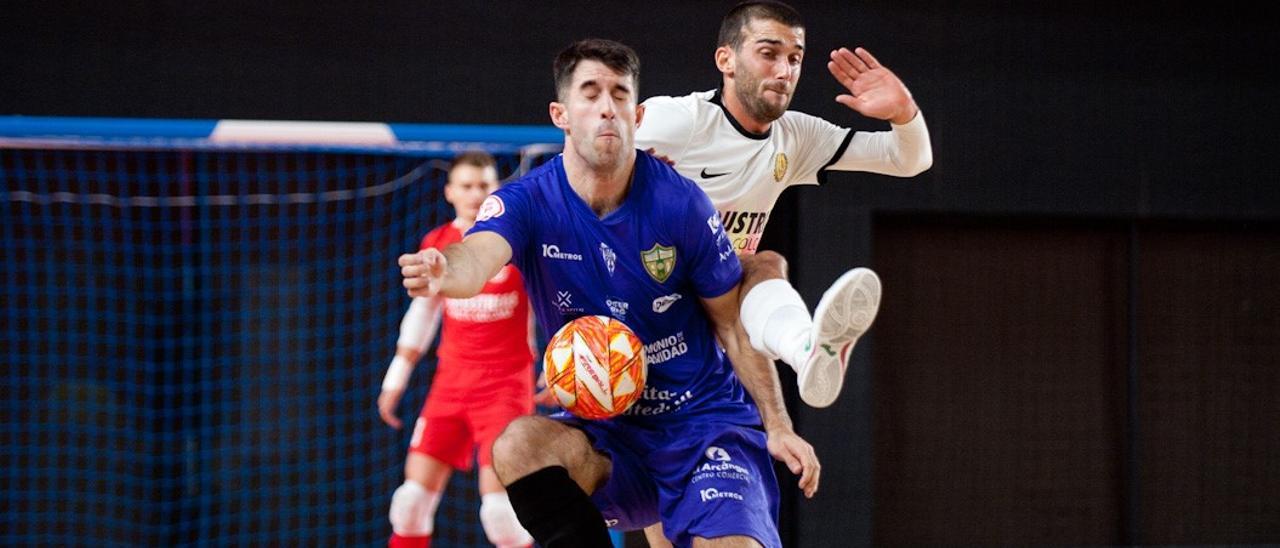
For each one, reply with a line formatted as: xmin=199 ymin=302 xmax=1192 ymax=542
xmin=798 ymin=267 xmax=882 ymax=408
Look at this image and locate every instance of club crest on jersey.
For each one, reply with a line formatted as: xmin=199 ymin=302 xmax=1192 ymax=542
xmin=641 ymin=243 xmax=676 ymax=283
xmin=773 ymin=152 xmax=788 ymax=182
xmin=476 ymin=195 xmax=505 ymax=221
xmin=600 ymin=243 xmax=617 ymax=275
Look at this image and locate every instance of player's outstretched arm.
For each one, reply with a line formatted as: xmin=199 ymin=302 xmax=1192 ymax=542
xmin=820 ymin=46 xmax=932 ymax=178
xmin=701 ymin=288 xmax=821 ymax=498
xmin=399 ymin=231 xmax=513 ymax=299
xmin=827 ymin=47 xmax=918 ymax=125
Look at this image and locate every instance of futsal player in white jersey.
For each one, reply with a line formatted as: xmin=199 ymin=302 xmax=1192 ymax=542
xmin=635 ymin=0 xmax=933 ymax=409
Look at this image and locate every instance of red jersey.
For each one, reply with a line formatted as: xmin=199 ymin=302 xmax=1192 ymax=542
xmin=420 ymin=222 xmax=533 ymax=373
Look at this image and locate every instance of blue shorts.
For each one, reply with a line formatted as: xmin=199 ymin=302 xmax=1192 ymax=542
xmin=560 ymin=416 xmax=781 ymax=548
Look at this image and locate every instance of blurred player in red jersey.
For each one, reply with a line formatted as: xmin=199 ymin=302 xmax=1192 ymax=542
xmin=378 ymin=151 xmax=536 ymax=548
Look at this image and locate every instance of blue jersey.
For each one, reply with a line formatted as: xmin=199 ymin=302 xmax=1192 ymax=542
xmin=469 ymin=152 xmax=759 ymax=426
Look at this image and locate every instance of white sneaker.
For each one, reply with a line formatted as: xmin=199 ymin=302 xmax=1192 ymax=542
xmin=798 ymin=267 xmax=881 ymax=408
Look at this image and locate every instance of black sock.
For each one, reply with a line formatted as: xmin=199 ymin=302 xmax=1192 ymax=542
xmin=505 ymin=465 xmax=613 ymax=548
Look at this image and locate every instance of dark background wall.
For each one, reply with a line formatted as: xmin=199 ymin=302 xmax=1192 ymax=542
xmin=5 ymin=1 xmax=1278 ymax=546
xmin=4 ymin=1 xmax=1278 ymax=218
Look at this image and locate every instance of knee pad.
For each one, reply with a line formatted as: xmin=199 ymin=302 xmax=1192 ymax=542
xmin=389 ymin=480 xmax=441 ymax=537
xmin=480 ymin=492 xmax=533 ymax=547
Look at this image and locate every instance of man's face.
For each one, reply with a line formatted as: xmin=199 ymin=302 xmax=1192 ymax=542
xmin=443 ymin=164 xmax=499 ymax=222
xmin=552 ymin=59 xmax=643 ymax=171
xmin=726 ymin=18 xmax=805 ymax=122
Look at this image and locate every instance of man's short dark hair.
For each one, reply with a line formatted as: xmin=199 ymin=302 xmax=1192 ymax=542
xmin=448 ymin=150 xmax=498 ymax=185
xmin=450 ymin=150 xmax=496 ymax=172
xmin=717 ymin=0 xmax=804 ymax=50
xmin=553 ymin=38 xmax=641 ymax=101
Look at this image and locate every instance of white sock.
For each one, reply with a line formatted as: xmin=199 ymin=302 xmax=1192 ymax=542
xmin=740 ymin=279 xmax=813 ymax=373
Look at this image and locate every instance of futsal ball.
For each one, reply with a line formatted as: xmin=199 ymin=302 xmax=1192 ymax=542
xmin=543 ymin=315 xmax=647 ymax=420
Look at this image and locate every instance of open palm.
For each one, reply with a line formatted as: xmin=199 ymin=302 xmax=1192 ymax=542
xmin=827 ymin=47 xmax=917 ymax=124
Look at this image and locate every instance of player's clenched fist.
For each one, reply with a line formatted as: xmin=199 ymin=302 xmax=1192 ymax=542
xmin=399 ymin=249 xmax=447 ymax=298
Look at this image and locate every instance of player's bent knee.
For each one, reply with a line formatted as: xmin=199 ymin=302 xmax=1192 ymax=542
xmin=479 ymin=492 xmax=533 ymax=547
xmin=492 ymin=416 xmax=542 ymax=462
xmin=492 ymin=416 xmax=558 ymax=479
xmin=389 ymin=480 xmax=441 ymax=537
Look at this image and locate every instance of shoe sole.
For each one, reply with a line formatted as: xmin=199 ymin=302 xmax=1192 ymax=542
xmin=798 ymin=268 xmax=881 ymax=408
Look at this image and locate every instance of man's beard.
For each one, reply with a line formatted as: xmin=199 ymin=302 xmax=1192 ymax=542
xmin=734 ymin=74 xmax=790 ymax=123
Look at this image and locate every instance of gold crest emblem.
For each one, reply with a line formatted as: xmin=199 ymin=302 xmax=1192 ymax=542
xmin=773 ymin=152 xmax=788 ymax=182
xmin=641 ymin=243 xmax=676 ymax=283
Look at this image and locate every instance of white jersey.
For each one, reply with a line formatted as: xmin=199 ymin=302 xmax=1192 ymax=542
xmin=636 ymin=88 xmax=932 ymax=254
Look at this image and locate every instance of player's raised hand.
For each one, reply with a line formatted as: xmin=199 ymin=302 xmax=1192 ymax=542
xmin=827 ymin=47 xmax=918 ymax=125
xmin=399 ymin=248 xmax=447 ymax=298
xmin=377 ymin=388 xmax=405 ymax=429
xmin=766 ymin=427 xmax=821 ymax=498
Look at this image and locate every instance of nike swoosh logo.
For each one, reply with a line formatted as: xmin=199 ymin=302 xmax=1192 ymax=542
xmin=700 ymin=168 xmax=730 ymax=179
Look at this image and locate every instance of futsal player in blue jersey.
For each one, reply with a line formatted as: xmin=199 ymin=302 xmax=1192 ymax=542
xmin=399 ymin=39 xmax=818 ymax=547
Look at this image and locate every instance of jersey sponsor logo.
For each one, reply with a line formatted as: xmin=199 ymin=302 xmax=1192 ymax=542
xmin=720 ymin=211 xmax=768 ymax=237
xmin=694 ymin=460 xmax=751 ymax=476
xmin=651 ymin=292 xmax=682 ymax=313
xmin=643 ymin=331 xmax=688 ymax=365
xmin=773 ymin=152 xmax=788 ymax=182
xmin=603 ymin=518 xmax=619 ymax=528
xmin=705 ymin=446 xmax=732 ymax=462
xmin=707 ymin=213 xmax=734 ymax=261
xmin=624 ymin=388 xmax=694 ymax=417
xmin=476 ymin=195 xmax=505 ymax=221
xmin=699 ymin=487 xmax=744 ymax=502
xmin=692 ymin=453 xmax=752 ymax=484
xmin=706 ymin=213 xmax=723 ymax=234
xmin=700 ymin=167 xmax=730 ymax=179
xmin=606 ymin=298 xmax=629 ymax=320
xmin=542 ymin=243 xmax=583 ymax=261
xmin=719 ymin=210 xmax=768 ymax=255
xmin=641 ymin=243 xmax=676 ymax=283
xmin=599 ymin=242 xmax=616 ymax=275
xmin=444 ymin=291 xmax=520 ymax=323
xmin=555 ymin=290 xmax=585 ymax=315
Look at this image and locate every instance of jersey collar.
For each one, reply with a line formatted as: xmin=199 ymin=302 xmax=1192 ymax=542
xmin=553 ymin=154 xmax=640 ymax=225
xmin=710 ymin=86 xmax=772 ymax=141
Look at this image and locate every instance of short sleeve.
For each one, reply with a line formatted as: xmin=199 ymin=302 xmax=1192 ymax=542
xmin=682 ymin=185 xmax=742 ymax=299
xmin=636 ymin=96 xmax=696 ymax=164
xmin=467 ymin=183 xmax=532 ymax=265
